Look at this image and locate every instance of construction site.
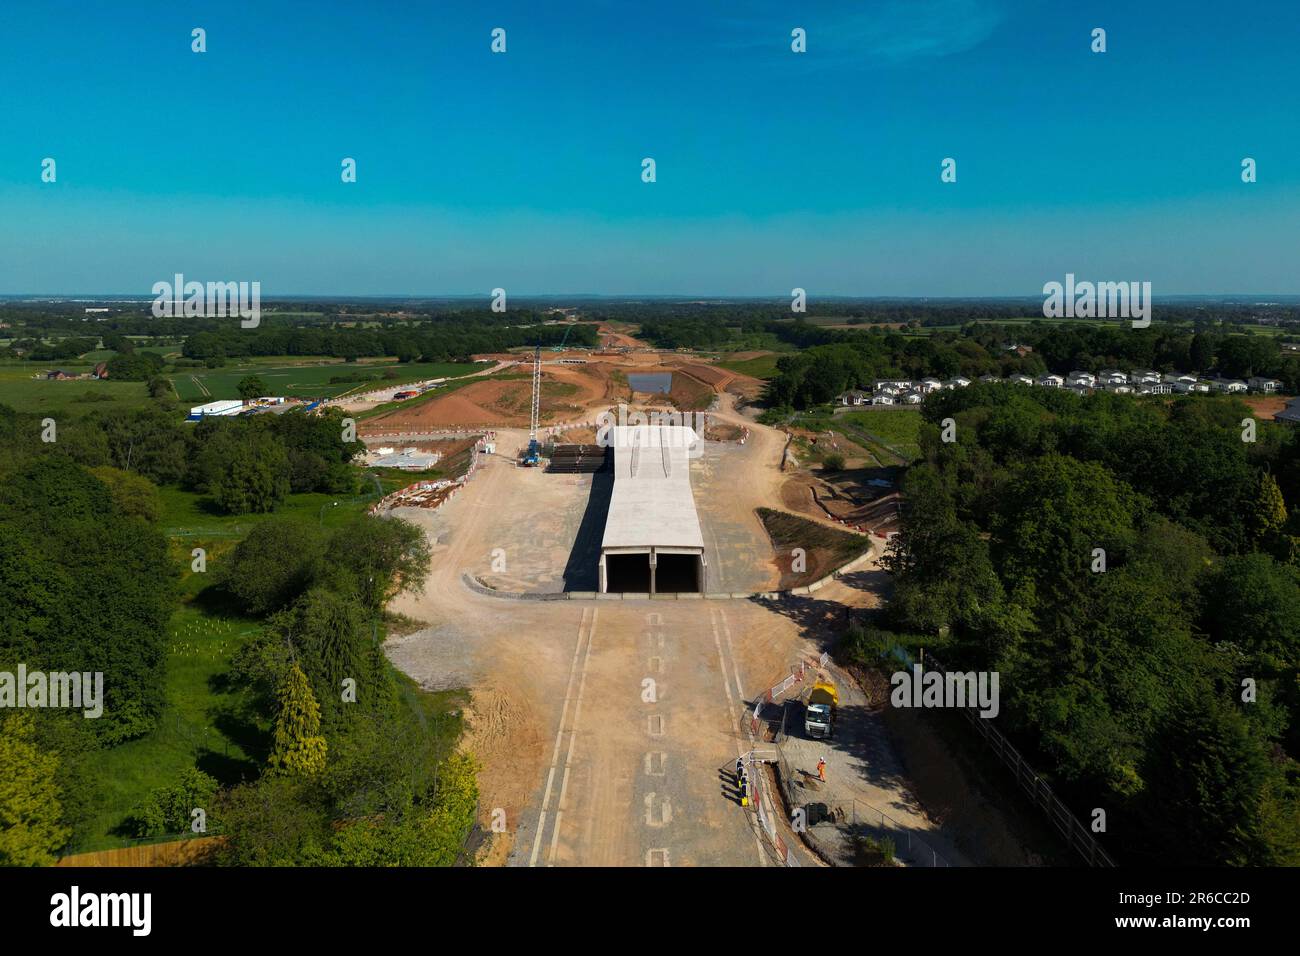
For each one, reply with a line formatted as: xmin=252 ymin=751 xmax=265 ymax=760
xmin=363 ymin=339 xmax=1019 ymax=870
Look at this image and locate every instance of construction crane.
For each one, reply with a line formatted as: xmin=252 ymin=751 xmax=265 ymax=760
xmin=525 ymin=318 xmax=578 ymax=465
xmin=551 ymin=319 xmax=576 ymax=352
xmin=523 ymin=345 xmax=542 ymax=466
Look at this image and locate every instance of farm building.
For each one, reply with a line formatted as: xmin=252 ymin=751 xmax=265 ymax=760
xmin=187 ymin=400 xmax=245 ymax=421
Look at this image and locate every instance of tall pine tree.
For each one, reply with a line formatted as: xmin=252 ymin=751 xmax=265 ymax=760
xmin=268 ymin=662 xmax=328 ymax=777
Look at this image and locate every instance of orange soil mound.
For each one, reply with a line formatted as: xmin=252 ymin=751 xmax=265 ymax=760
xmin=1244 ymin=394 xmax=1291 ymax=418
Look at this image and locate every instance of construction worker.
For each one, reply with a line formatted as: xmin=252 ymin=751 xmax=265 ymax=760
xmin=817 ymin=756 xmax=827 ymax=783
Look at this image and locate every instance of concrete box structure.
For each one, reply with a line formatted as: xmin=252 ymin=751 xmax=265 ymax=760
xmin=598 ymin=424 xmax=707 ymax=595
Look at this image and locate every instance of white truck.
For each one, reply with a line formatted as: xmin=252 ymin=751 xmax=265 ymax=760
xmin=804 ymin=681 xmax=839 ymax=739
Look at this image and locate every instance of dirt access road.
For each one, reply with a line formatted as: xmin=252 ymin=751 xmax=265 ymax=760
xmin=386 ymin=402 xmax=889 ymax=866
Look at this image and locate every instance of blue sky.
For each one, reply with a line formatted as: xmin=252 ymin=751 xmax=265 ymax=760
xmin=1 ymin=0 xmax=1297 ymax=296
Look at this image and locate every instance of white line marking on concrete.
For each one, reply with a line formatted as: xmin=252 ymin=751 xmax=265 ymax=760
xmin=547 ymin=607 xmax=598 ymax=866
xmin=529 ymin=607 xmax=592 ymax=867
xmin=644 ymin=793 xmax=672 ymax=827
xmin=711 ymin=608 xmax=769 ymax=867
xmin=717 ymin=607 xmax=747 ymax=704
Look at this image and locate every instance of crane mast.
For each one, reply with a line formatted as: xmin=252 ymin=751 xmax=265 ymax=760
xmin=523 ymin=345 xmax=542 ymax=466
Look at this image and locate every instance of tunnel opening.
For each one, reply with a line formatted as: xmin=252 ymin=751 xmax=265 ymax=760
xmin=654 ymin=552 xmax=702 ymax=594
xmin=605 ymin=552 xmax=652 ymax=593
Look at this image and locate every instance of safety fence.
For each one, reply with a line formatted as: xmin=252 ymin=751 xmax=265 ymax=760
xmin=764 ymin=651 xmax=830 ymax=704
xmin=750 ymin=651 xmax=830 ymax=738
xmin=751 ymin=781 xmax=801 ymax=867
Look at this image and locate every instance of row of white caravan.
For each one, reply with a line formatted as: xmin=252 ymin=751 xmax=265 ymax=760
xmin=840 ymin=372 xmax=1282 ymax=407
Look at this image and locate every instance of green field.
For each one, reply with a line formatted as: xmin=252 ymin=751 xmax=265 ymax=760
xmin=716 ymin=353 xmax=782 ymax=380
xmin=170 ymin=359 xmax=481 ymax=403
xmin=838 ymin=409 xmax=924 ymax=462
xmin=0 ymin=357 xmax=484 ymax=417
xmin=0 ymin=364 xmax=155 ymax=416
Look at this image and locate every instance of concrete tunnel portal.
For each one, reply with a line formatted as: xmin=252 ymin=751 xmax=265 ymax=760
xmin=597 ymin=425 xmax=707 ymax=595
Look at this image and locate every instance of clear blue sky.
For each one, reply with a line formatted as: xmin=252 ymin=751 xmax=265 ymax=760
xmin=1 ymin=0 xmax=1297 ymax=296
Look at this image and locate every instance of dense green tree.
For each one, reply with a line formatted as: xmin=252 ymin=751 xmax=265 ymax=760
xmin=0 ymin=714 xmax=71 ymax=866
xmin=322 ymin=515 xmax=432 ymax=611
xmin=105 ymin=351 xmax=164 ymax=381
xmin=203 ymin=427 xmax=291 ymax=514
xmin=124 ymin=767 xmax=219 ymax=838
xmin=1247 ymin=471 xmax=1289 ymax=549
xmin=1189 ymin=331 xmax=1215 ymax=371
xmin=89 ymin=465 xmax=162 ymax=523
xmin=293 ymin=588 xmax=386 ymax=726
xmin=237 ymin=375 xmax=267 ymax=401
xmin=85 ymin=406 xmax=190 ymax=484
xmin=0 ymin=458 xmax=172 ymax=743
xmin=1201 ymin=553 xmax=1300 ymax=671
xmin=1141 ymin=698 xmax=1271 ymax=866
xmin=218 ymin=519 xmax=326 ymax=614
xmin=265 ymin=409 xmax=362 ymax=494
xmin=215 ymin=776 xmax=332 ymax=866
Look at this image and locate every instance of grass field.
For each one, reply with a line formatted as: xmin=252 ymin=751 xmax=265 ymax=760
xmin=169 ymin=359 xmax=480 ymax=403
xmin=716 ymin=353 xmax=782 ymax=380
xmin=0 ymin=357 xmax=482 ymax=417
xmin=0 ymin=364 xmax=155 ymax=416
xmin=839 ymin=409 xmax=924 ymax=461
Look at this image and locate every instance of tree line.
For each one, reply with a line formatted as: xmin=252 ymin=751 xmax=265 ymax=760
xmin=0 ymin=401 xmax=478 ymax=864
xmin=759 ymin=324 xmax=1300 ymax=411
xmin=875 ymin=386 xmax=1300 ymax=865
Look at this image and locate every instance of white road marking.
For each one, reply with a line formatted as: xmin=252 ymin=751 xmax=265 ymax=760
xmin=716 ymin=608 xmax=747 ymax=705
xmin=547 ymin=607 xmax=598 ymax=866
xmin=644 ymin=793 xmax=672 ymax=827
xmin=711 ymin=608 xmax=769 ymax=867
xmin=529 ymin=606 xmax=595 ymax=867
